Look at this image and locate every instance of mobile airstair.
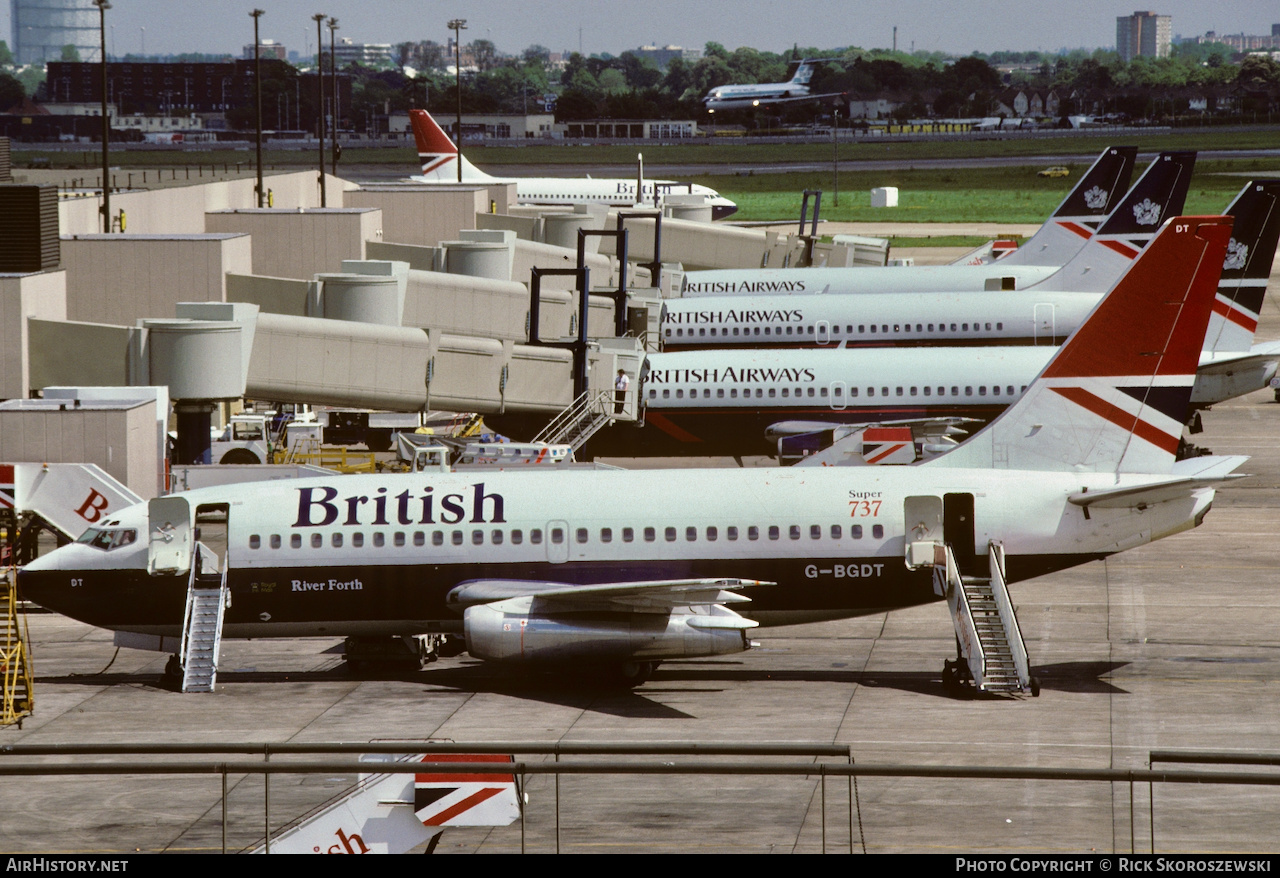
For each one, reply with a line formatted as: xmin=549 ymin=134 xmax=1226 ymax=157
xmin=0 ymin=569 xmax=34 ymax=725
xmin=914 ymin=540 xmax=1038 ymax=697
xmin=533 ymin=390 xmax=620 ymax=452
xmin=178 ymin=548 xmax=228 ymax=693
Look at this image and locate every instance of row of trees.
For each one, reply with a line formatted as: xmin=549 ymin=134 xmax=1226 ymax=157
xmin=2 ymin=36 xmax=1278 ymax=128
xmin=405 ymin=40 xmax=1279 ymax=124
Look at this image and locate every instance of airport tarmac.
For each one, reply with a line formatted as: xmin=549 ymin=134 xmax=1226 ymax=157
xmin=4 ymin=255 xmax=1280 ymax=856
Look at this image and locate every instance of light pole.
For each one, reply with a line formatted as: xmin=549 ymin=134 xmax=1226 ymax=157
xmin=312 ymin=13 xmax=326 ymax=206
xmin=251 ymin=9 xmax=265 ymax=208
xmin=448 ymin=18 xmax=466 ymax=182
xmin=832 ymin=108 xmax=839 ymax=208
xmin=327 ymin=17 xmax=338 ymax=179
xmin=95 ymin=0 xmax=110 ymax=233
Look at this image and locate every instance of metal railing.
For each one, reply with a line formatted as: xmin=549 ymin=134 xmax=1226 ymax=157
xmin=4 ymin=741 xmax=1280 ymax=854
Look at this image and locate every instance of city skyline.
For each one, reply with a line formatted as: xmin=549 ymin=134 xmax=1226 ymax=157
xmin=3 ymin=0 xmax=1276 ymax=62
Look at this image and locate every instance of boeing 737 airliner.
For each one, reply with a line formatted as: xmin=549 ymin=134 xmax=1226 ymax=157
xmin=20 ymin=216 xmax=1244 ymax=688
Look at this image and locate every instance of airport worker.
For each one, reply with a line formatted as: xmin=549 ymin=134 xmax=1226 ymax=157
xmin=615 ymin=369 xmax=630 ymax=414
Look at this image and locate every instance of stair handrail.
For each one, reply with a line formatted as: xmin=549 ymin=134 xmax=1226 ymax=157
xmin=533 ymin=390 xmax=613 ymax=447
xmin=178 ymin=560 xmax=198 ymax=671
xmin=941 ymin=543 xmax=987 ymax=687
xmin=986 ymin=541 xmax=1031 ymax=691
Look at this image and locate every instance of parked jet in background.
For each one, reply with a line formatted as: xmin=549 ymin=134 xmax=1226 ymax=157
xmin=702 ymin=59 xmax=845 ymax=111
xmin=660 ymin=181 xmax=1280 ymax=353
xmin=408 ymin=109 xmax=738 ymax=219
xmin=18 ymin=219 xmax=1242 ymax=688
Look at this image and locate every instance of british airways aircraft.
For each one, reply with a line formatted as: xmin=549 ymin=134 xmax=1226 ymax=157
xmin=407 ymin=109 xmax=739 ymax=220
xmin=19 ymin=217 xmax=1245 ymax=687
xmin=681 ymin=150 xmax=1192 ymax=295
xmin=660 ymin=181 xmax=1280 ymax=354
xmin=491 ymin=205 xmax=1274 ymax=459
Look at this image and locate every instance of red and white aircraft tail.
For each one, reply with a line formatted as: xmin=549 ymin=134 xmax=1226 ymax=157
xmin=409 ymin=108 xmax=497 ymax=183
xmin=255 ymin=752 xmax=521 ymax=854
xmin=931 ymin=215 xmax=1233 ymax=475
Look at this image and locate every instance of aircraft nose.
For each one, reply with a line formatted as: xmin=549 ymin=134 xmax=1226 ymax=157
xmin=712 ymin=201 xmax=739 ymax=220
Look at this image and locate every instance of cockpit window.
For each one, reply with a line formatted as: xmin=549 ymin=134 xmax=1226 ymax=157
xmin=76 ymin=527 xmax=138 ymax=551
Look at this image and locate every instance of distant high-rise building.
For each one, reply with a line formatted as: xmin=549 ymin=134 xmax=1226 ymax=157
xmin=242 ymin=39 xmax=287 ymax=61
xmin=11 ymin=0 xmax=102 ymax=66
xmin=633 ymin=45 xmax=701 ymax=70
xmin=1117 ymin=11 xmax=1172 ymax=62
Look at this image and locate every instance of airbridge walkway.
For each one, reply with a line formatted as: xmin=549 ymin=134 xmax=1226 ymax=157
xmin=8 ymin=166 xmax=921 ymax=442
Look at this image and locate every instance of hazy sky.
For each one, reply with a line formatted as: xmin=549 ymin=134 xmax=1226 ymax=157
xmin=4 ymin=1 xmax=1275 ymax=60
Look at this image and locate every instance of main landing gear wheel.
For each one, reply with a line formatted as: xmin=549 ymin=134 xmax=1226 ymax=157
xmin=613 ymin=660 xmax=657 ymax=687
xmin=1029 ymin=676 xmax=1041 ymax=697
xmin=163 ymin=654 xmax=183 ymax=687
xmin=219 ymin=448 xmax=261 ymax=465
xmin=941 ymin=658 xmax=972 ymax=698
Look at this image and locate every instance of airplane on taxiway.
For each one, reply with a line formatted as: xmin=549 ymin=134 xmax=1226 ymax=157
xmin=407 ymin=108 xmax=739 ymax=219
xmin=18 ymin=216 xmax=1244 ymax=687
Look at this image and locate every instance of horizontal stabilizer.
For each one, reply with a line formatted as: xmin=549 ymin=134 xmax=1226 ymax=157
xmin=1067 ymin=455 xmax=1249 ymax=508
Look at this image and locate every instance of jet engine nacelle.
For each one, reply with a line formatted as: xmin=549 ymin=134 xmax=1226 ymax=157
xmin=463 ymin=597 xmax=753 ymax=664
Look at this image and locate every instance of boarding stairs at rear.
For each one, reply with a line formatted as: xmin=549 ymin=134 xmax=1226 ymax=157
xmin=534 ymin=389 xmax=627 ymax=452
xmin=1 ymin=569 xmax=34 ymax=725
xmin=926 ymin=541 xmax=1038 ymax=697
xmin=179 ymin=549 xmax=228 ymax=693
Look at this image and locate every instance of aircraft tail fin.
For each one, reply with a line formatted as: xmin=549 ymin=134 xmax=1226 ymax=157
xmin=1203 ymin=180 xmax=1280 ymax=353
xmin=1035 ymin=151 xmax=1196 ymax=293
xmin=928 ymin=215 xmax=1232 ymax=475
xmin=999 ymin=146 xmax=1137 ymax=266
xmin=408 ymin=108 xmax=494 ymax=182
xmin=791 ymin=60 xmax=816 ymax=86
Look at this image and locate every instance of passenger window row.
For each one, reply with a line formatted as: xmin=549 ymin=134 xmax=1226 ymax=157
xmin=246 ymin=522 xmax=887 ymax=550
xmin=665 ymin=321 xmax=1004 ymax=338
xmin=649 ymin=384 xmax=1026 ymax=400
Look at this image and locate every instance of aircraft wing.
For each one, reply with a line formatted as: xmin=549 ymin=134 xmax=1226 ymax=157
xmin=766 ymin=416 xmax=980 ymax=441
xmin=779 ymin=416 xmax=981 ymax=467
xmin=1067 ymin=455 xmax=1249 ymax=509
xmin=754 ymin=91 xmax=848 ymax=107
xmin=447 ymin=577 xmax=772 ymax=615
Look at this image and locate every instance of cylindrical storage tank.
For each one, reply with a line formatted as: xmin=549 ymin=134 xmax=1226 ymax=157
xmin=444 ymin=241 xmax=511 ymax=281
xmin=318 ymin=273 xmax=402 ymax=326
xmin=142 ymin=319 xmax=243 ymax=400
xmin=664 ymin=201 xmax=713 ymax=223
xmin=543 ymin=213 xmax=601 ymax=252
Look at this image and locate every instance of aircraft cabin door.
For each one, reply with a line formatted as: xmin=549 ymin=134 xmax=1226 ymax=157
xmin=148 ymin=496 xmax=193 ymax=576
xmin=1033 ymin=303 xmax=1057 ymax=345
xmin=816 ymin=320 xmax=831 ymax=346
xmin=903 ymin=495 xmax=944 ymax=570
xmin=944 ymin=492 xmax=982 ymax=577
xmin=828 ymin=380 xmax=848 ymax=410
xmin=546 ymin=520 xmax=569 ymax=564
xmin=904 ymin=495 xmax=944 ymax=544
